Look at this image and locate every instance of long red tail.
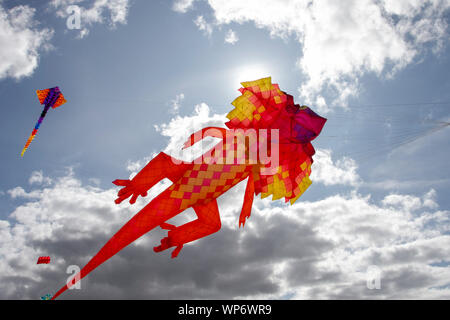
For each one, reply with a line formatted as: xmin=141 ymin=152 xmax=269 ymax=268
xmin=52 ymin=189 xmax=182 ymax=299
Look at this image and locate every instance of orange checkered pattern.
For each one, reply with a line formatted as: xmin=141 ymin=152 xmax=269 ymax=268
xmin=169 ymin=163 xmax=251 ymax=210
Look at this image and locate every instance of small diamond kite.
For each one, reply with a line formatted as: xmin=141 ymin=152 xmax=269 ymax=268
xmin=21 ymin=87 xmax=67 ymax=157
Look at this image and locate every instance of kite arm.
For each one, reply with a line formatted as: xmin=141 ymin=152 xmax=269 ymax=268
xmin=182 ymin=127 xmax=229 ymax=149
xmin=239 ymin=172 xmax=255 ymax=228
xmin=113 ymin=152 xmax=189 ymax=205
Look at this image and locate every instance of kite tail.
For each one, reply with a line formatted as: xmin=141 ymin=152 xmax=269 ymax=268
xmin=21 ymin=104 xmax=51 ymax=157
xmin=52 ymin=188 xmax=183 ymax=300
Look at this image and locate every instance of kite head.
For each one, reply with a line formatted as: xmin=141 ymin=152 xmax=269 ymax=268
xmin=36 ymin=87 xmax=67 ymax=109
xmin=225 ymin=77 xmax=326 ymax=143
xmin=273 ymin=103 xmax=327 ymax=145
xmin=225 ymin=77 xmax=327 ymax=204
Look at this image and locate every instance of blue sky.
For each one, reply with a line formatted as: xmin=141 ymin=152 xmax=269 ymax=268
xmin=0 ymin=0 xmax=450 ymax=299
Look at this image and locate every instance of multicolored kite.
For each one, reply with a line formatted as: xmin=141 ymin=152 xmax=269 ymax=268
xmin=21 ymin=87 xmax=67 ymax=157
xmin=41 ymin=294 xmax=53 ymax=300
xmin=52 ymin=77 xmax=326 ymax=299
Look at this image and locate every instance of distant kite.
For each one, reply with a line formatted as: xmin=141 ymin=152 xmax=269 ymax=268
xmin=37 ymin=256 xmax=51 ymax=264
xmin=21 ymin=87 xmax=67 ymax=157
xmin=41 ymin=294 xmax=52 ymax=300
xmin=52 ymin=77 xmax=326 ymax=299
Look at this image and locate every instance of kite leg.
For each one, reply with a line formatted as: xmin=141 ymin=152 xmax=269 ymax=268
xmin=52 ymin=188 xmax=184 ymax=299
xmin=154 ymin=199 xmax=221 ymax=258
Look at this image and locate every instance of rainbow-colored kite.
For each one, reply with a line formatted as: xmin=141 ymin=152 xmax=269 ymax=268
xmin=21 ymin=87 xmax=67 ymax=157
xmin=52 ymin=77 xmax=326 ymax=299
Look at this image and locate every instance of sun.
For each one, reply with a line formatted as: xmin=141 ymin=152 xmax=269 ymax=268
xmin=233 ymin=64 xmax=272 ymax=87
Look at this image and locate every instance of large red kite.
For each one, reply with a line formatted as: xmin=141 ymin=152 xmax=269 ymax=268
xmin=52 ymin=77 xmax=326 ymax=299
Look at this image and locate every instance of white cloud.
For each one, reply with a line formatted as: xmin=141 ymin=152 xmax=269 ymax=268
xmin=7 ymin=187 xmax=41 ymax=199
xmin=51 ymin=0 xmax=131 ymax=39
xmin=29 ymin=171 xmax=52 ymax=186
xmin=255 ymin=190 xmax=450 ymax=299
xmin=0 ymin=4 xmax=53 ymax=80
xmin=154 ymin=102 xmax=227 ymax=162
xmin=310 ymin=149 xmax=361 ymax=186
xmin=224 ymin=29 xmax=238 ymax=44
xmin=382 ymin=194 xmax=428 ymax=212
xmin=169 ymin=93 xmax=185 ymax=115
xmin=194 ymin=15 xmax=213 ymax=37
xmin=422 ymin=189 xmax=439 ymax=209
xmin=172 ymin=0 xmax=197 ymax=13
xmin=0 ymin=169 xmax=135 ymax=298
xmin=3 ymin=168 xmax=449 ymax=299
xmin=179 ymin=0 xmax=450 ymax=110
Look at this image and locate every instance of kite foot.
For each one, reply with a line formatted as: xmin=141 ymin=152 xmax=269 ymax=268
xmin=153 ymin=234 xmax=184 ymax=258
xmin=171 ymin=244 xmax=183 ymax=258
xmin=239 ymin=213 xmax=251 ymax=228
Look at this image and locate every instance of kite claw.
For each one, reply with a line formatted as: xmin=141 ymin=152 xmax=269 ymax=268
xmin=171 ymin=245 xmax=183 ymax=258
xmin=153 ymin=236 xmax=172 ymax=253
xmin=153 ymin=234 xmax=183 ymax=258
xmin=112 ymin=179 xmax=130 ymax=187
xmin=239 ymin=214 xmax=250 ymax=228
xmin=113 ymin=179 xmax=149 ymax=205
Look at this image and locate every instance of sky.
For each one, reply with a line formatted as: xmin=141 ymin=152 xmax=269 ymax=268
xmin=0 ymin=0 xmax=450 ymax=299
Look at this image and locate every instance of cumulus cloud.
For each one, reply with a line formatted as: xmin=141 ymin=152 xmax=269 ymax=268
xmin=1 ymin=169 xmax=449 ymax=299
xmin=382 ymin=189 xmax=439 ymax=212
xmin=29 ymin=171 xmax=52 ymax=186
xmin=172 ymin=0 xmax=197 ymax=13
xmin=169 ymin=93 xmax=185 ymax=115
xmin=50 ymin=0 xmax=131 ymax=38
xmin=194 ymin=15 xmax=213 ymax=37
xmin=0 ymin=3 xmax=53 ymax=80
xmin=311 ymin=149 xmax=361 ymax=186
xmin=224 ymin=29 xmax=238 ymax=44
xmin=154 ymin=102 xmax=227 ymax=162
xmin=177 ymin=0 xmax=450 ymax=111
xmin=7 ymin=187 xmax=42 ymax=200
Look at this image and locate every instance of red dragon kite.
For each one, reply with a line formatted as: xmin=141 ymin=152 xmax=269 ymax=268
xmin=52 ymin=77 xmax=326 ymax=299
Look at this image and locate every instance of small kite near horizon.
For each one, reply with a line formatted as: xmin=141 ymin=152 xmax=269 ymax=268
xmin=37 ymin=256 xmax=51 ymax=264
xmin=40 ymin=294 xmax=52 ymax=300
